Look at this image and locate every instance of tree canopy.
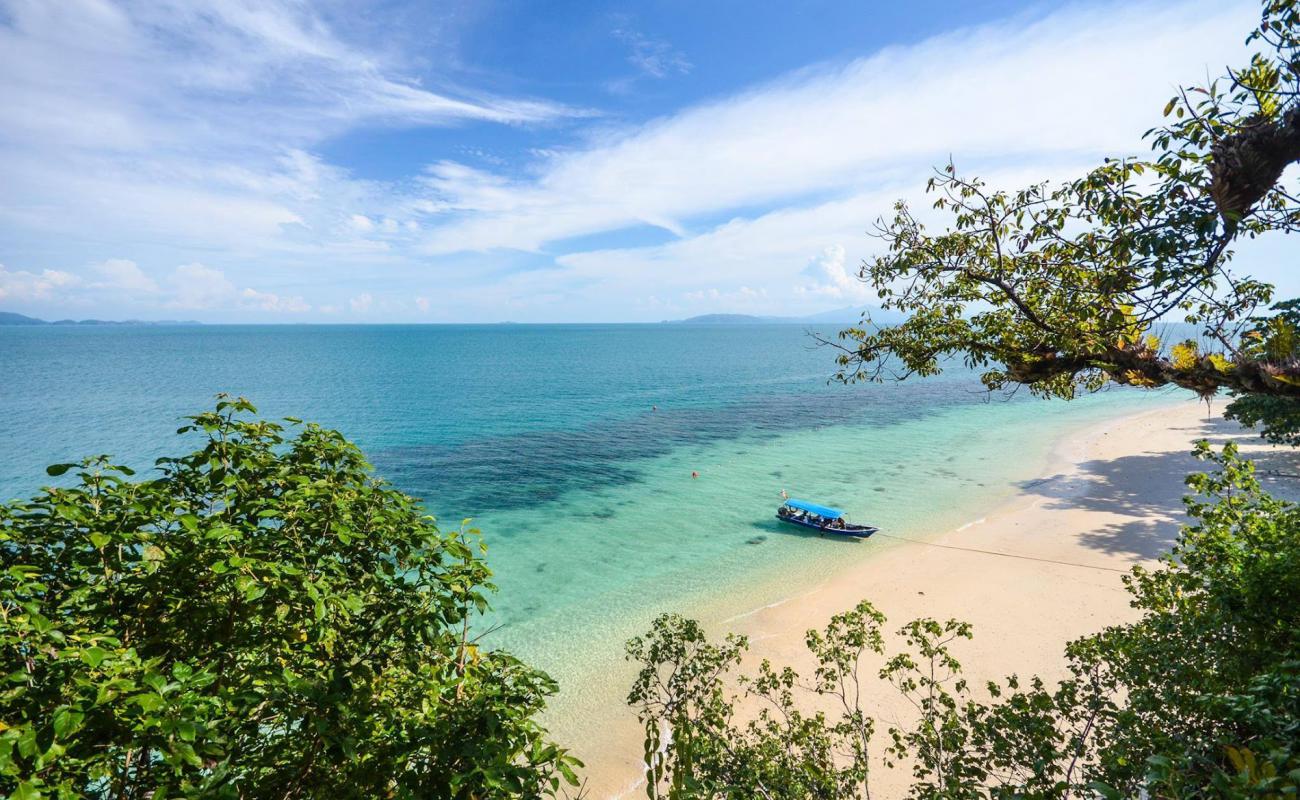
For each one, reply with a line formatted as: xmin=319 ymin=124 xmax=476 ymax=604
xmin=0 ymin=397 xmax=578 ymax=800
xmin=829 ymin=0 xmax=1300 ymax=402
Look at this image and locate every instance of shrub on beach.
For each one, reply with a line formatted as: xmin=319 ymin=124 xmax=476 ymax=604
xmin=626 ymin=442 xmax=1300 ymax=799
xmin=0 ymin=397 xmax=579 ymax=800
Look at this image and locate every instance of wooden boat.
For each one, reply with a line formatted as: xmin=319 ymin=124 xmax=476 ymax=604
xmin=776 ymin=499 xmax=878 ymax=538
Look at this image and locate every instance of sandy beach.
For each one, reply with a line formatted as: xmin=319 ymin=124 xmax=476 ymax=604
xmin=581 ymin=398 xmax=1295 ymax=798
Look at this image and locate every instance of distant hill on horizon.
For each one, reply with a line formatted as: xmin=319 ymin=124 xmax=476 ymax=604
xmin=664 ymin=305 xmax=902 ymax=325
xmin=0 ymin=311 xmax=202 ymax=326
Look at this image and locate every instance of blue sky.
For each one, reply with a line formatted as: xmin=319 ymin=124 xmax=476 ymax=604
xmin=0 ymin=0 xmax=1291 ymax=322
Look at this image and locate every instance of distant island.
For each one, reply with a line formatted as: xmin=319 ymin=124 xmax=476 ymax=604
xmin=0 ymin=311 xmax=201 ymax=326
xmin=664 ymin=305 xmax=902 ymax=325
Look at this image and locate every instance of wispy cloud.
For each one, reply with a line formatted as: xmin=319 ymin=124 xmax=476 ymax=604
xmin=0 ymin=0 xmax=583 ymax=299
xmin=612 ymin=26 xmax=692 ymax=80
xmin=0 ymin=0 xmax=574 ymax=155
xmin=416 ymin=0 xmax=1253 ymax=260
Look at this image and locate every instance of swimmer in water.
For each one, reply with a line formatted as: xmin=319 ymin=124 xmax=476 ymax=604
xmin=691 ymin=471 xmax=699 ymax=479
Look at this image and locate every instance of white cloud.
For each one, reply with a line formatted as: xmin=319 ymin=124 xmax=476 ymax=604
xmin=0 ymin=0 xmax=575 ymax=156
xmin=0 ymin=0 xmax=580 ymax=276
xmin=240 ymin=287 xmax=310 ymax=313
xmin=797 ymin=245 xmax=865 ymax=299
xmin=415 ymin=296 xmax=430 ymax=312
xmin=0 ymin=264 xmax=78 ymax=301
xmin=168 ymin=263 xmax=236 ymax=309
xmin=349 ymin=292 xmax=373 ymax=312
xmin=93 ymin=258 xmax=158 ymax=293
xmin=416 ymin=0 xmax=1253 ymax=258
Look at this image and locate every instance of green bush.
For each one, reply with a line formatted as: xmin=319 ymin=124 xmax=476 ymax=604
xmin=0 ymin=397 xmax=578 ymax=799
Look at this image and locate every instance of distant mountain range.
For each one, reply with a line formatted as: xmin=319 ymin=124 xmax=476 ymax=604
xmin=1 ymin=308 xmax=895 ymax=327
xmin=0 ymin=311 xmax=201 ymax=326
xmin=664 ymin=306 xmax=903 ymax=325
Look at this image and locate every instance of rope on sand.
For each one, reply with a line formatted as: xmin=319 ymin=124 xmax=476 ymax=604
xmin=872 ymin=532 xmax=1134 ymax=574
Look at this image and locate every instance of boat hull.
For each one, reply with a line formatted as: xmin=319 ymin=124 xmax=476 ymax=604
xmin=776 ymin=514 xmax=878 ymax=539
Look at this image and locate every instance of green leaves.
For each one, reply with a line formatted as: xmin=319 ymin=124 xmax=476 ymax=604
xmin=78 ymin=647 xmax=108 ymax=669
xmin=10 ymin=782 xmax=42 ymax=800
xmin=1 ymin=396 xmax=575 ymax=799
xmin=50 ymin=709 xmax=82 ymax=740
xmin=831 ymin=0 xmax=1300 ymax=403
xmin=1225 ymin=392 xmax=1300 ymax=445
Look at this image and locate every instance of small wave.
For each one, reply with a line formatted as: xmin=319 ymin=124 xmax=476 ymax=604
xmin=956 ymin=517 xmax=986 ymax=532
xmin=721 ymin=596 xmax=790 ymax=623
xmin=610 ymin=776 xmax=647 ymax=799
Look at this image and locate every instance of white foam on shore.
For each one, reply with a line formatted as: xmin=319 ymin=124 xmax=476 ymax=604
xmin=956 ymin=516 xmax=986 ymax=532
xmin=721 ymin=595 xmax=789 ymax=623
xmin=610 ymin=777 xmax=647 ymax=799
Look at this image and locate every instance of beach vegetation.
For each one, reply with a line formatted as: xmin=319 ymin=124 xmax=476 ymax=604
xmin=1226 ymin=299 xmax=1300 ymax=444
xmin=826 ymin=0 xmax=1300 ymax=407
xmin=0 ymin=397 xmax=579 ymax=799
xmin=628 ymin=443 xmax=1300 ymax=798
xmin=1225 ymin=393 xmax=1300 ymax=445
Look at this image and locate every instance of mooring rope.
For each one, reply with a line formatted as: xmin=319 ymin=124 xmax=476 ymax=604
xmin=872 ymin=531 xmax=1134 ymax=574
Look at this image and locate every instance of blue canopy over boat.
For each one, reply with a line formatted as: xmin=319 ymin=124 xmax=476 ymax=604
xmin=783 ymin=499 xmax=844 ymax=518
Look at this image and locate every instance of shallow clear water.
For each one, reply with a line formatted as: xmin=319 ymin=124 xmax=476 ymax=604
xmin=0 ymin=323 xmax=1176 ymax=733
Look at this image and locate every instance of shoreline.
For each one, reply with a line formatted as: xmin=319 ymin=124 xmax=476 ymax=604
xmin=578 ymin=398 xmax=1271 ymax=798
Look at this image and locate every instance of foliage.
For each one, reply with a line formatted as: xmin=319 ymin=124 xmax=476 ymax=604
xmin=827 ymin=0 xmax=1300 ymax=401
xmin=1224 ymin=393 xmax=1300 ymax=445
xmin=627 ymin=443 xmax=1300 ymax=798
xmin=1227 ymin=299 xmax=1300 ymax=444
xmin=0 ymin=397 xmax=579 ymax=799
xmin=627 ymin=606 xmax=883 ymax=800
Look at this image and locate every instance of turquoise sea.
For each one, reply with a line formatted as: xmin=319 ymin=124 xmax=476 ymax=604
xmin=0 ymin=323 xmax=1177 ymax=736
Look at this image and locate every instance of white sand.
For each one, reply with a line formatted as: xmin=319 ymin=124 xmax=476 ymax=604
xmin=578 ymin=399 xmax=1293 ymax=798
